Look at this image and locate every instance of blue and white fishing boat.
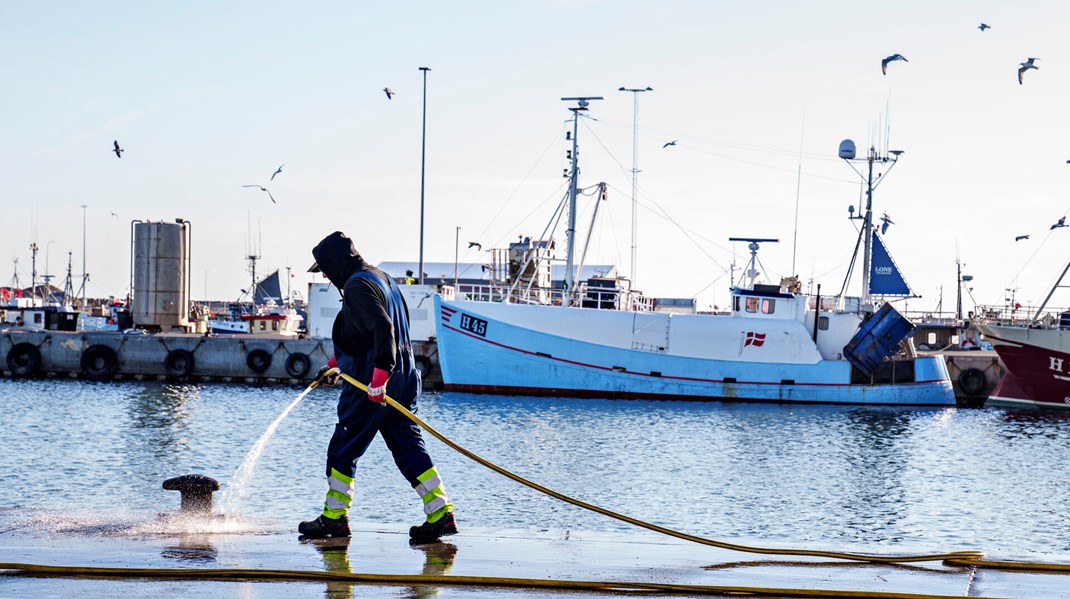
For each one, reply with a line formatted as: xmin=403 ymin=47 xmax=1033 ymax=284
xmin=434 ymin=100 xmax=954 ymax=405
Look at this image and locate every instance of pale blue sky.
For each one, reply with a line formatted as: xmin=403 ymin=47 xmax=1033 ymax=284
xmin=4 ymin=1 xmax=1070 ymax=314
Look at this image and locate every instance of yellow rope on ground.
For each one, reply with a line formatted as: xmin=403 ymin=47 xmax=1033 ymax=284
xmin=0 ymin=562 xmax=1019 ymax=598
xmin=943 ymin=557 xmax=1070 ymax=572
xmin=336 ymin=372 xmax=985 ymax=565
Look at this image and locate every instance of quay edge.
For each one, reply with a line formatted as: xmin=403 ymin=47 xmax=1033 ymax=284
xmin=0 ymin=329 xmax=443 ymax=388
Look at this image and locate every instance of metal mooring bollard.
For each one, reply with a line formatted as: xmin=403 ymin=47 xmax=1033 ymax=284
xmin=162 ymin=474 xmax=221 ymax=515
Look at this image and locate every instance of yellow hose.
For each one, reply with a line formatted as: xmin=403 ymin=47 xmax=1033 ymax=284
xmin=0 ymin=562 xmax=1020 ymax=598
xmin=336 ymin=371 xmax=984 ymax=565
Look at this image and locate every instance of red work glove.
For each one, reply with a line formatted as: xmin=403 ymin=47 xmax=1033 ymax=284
xmin=367 ymin=367 xmax=389 ymax=403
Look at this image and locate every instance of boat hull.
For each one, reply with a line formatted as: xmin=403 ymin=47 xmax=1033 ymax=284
xmin=436 ymin=297 xmax=955 ymax=406
xmin=979 ymin=324 xmax=1070 ymax=409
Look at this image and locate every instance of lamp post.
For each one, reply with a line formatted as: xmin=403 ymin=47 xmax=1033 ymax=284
xmin=418 ymin=66 xmax=431 ymax=286
xmin=618 ymin=86 xmax=652 ymax=289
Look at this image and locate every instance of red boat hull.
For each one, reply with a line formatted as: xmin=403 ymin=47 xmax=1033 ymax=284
xmin=981 ymin=324 xmax=1070 ymax=409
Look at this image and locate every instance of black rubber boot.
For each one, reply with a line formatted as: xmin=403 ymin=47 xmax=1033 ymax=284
xmin=298 ymin=514 xmax=351 ymax=538
xmin=409 ymin=511 xmax=458 ymax=544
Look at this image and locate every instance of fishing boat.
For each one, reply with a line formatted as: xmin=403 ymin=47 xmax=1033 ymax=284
xmin=979 ymin=263 xmax=1070 ymax=409
xmin=434 ymin=99 xmax=955 ymax=405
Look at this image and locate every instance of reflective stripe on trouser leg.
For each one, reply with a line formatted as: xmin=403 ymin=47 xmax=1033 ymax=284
xmin=415 ymin=466 xmax=452 ymax=523
xmin=322 ymin=468 xmax=354 ymax=519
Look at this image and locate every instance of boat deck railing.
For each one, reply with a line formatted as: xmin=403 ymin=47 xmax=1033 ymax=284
xmin=456 ymin=284 xmax=654 ymax=312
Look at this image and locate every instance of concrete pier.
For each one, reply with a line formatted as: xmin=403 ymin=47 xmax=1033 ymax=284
xmin=0 ymin=330 xmax=330 ymax=384
xmin=0 ymin=329 xmax=444 ymax=387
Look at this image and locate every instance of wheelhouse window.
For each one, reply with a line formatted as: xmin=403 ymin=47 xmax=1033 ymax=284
xmin=733 ymin=296 xmax=741 ymax=312
xmin=818 ymin=316 xmax=829 ymax=330
xmin=761 ymin=299 xmax=775 ymax=314
xmin=745 ymin=297 xmax=759 ymax=313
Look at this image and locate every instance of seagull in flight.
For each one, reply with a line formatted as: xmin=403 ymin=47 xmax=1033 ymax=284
xmin=978 ymin=23 xmax=990 ymax=31
xmin=1019 ymin=58 xmax=1040 ymax=84
xmin=1015 ymin=234 xmax=1029 ymax=241
xmin=880 ymin=213 xmax=895 ymax=234
xmin=467 ymin=241 xmax=482 ymax=251
xmin=109 ymin=211 xmax=119 ymax=217
xmin=1051 ymin=216 xmax=1066 ymax=230
xmin=112 ymin=140 xmax=124 ymax=158
xmin=383 ymin=87 xmax=395 ymax=99
xmin=270 ymin=163 xmax=285 ymax=181
xmin=662 ymin=140 xmax=678 ymax=148
xmin=242 ymin=185 xmax=276 ymax=204
xmin=881 ymin=54 xmax=908 ymax=75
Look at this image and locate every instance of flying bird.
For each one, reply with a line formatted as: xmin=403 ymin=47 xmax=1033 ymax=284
xmin=112 ymin=140 xmax=124 ymax=158
xmin=881 ymin=54 xmax=908 ymax=75
xmin=109 ymin=211 xmax=119 ymax=217
xmin=270 ymin=163 xmax=285 ymax=181
xmin=1018 ymin=58 xmax=1040 ymax=84
xmin=879 ymin=213 xmax=895 ymax=234
xmin=241 ymin=184 xmax=276 ymax=204
xmin=1051 ymin=216 xmax=1066 ymax=230
xmin=383 ymin=87 xmax=395 ymax=99
xmin=662 ymin=140 xmax=678 ymax=148
xmin=1015 ymin=234 xmax=1030 ymax=241
xmin=978 ymin=23 xmax=990 ymax=31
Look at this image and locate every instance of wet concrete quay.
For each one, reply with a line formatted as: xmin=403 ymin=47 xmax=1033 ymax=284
xmin=2 ymin=509 xmax=1069 ymax=598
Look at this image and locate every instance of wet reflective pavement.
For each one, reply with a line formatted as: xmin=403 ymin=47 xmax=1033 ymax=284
xmin=2 ymin=510 xmax=1069 ymax=598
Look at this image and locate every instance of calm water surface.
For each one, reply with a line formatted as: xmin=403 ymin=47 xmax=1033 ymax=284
xmin=2 ymin=378 xmax=1070 ymax=559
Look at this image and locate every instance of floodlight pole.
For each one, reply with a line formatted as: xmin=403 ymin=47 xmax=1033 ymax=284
xmin=81 ymin=204 xmax=87 ymax=308
xmin=418 ymin=66 xmax=431 ymax=286
xmin=619 ymin=86 xmax=652 ymax=289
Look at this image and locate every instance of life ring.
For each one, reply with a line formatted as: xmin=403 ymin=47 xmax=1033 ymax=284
xmin=81 ymin=345 xmax=118 ymax=380
xmin=164 ymin=349 xmax=196 ymax=377
xmin=957 ymin=368 xmax=986 ymax=396
xmin=6 ymin=343 xmax=41 ymax=377
xmin=246 ymin=348 xmax=272 ymax=373
xmin=960 ymin=337 xmax=979 ymax=350
xmin=285 ymin=352 xmax=311 ymax=378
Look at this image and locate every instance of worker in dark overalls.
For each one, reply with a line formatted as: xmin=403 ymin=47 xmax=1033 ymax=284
xmin=299 ymin=231 xmax=457 ymax=544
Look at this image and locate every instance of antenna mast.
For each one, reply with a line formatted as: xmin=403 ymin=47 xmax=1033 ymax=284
xmin=728 ymin=238 xmax=779 ymax=289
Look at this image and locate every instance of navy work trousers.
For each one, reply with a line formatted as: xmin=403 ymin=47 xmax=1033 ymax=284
xmin=325 ymin=353 xmax=433 ymax=488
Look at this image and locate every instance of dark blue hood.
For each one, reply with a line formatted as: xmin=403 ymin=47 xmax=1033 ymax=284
xmin=311 ymin=231 xmax=364 ymax=289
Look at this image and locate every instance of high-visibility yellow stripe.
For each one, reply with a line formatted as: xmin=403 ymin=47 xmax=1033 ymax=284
xmin=330 ymin=468 xmax=354 ymax=485
xmin=416 ymin=467 xmax=439 ymax=483
xmin=415 ymin=474 xmax=442 ymax=496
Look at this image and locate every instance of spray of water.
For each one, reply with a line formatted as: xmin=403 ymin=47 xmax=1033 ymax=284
xmin=217 ymin=383 xmax=317 ymax=514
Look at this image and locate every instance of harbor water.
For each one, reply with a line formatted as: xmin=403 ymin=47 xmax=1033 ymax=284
xmin=2 ymin=377 xmax=1070 ymax=562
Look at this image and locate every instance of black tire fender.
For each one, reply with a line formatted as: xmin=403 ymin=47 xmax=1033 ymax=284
xmin=164 ymin=349 xmax=195 ymax=377
xmin=6 ymin=343 xmax=41 ymax=377
xmin=246 ymin=348 xmax=272 ymax=373
xmin=81 ymin=344 xmax=119 ymax=380
xmin=414 ymin=355 xmax=432 ymax=375
xmin=958 ymin=367 xmax=986 ymax=396
xmin=285 ymin=352 xmax=311 ymax=378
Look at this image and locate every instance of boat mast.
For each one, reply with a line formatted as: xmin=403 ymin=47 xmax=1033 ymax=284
xmin=561 ymin=96 xmax=602 ymax=307
xmin=838 ymin=140 xmax=902 ymax=311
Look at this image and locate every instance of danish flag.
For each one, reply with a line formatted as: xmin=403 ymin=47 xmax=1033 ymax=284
xmin=744 ymin=332 xmax=766 ymax=347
